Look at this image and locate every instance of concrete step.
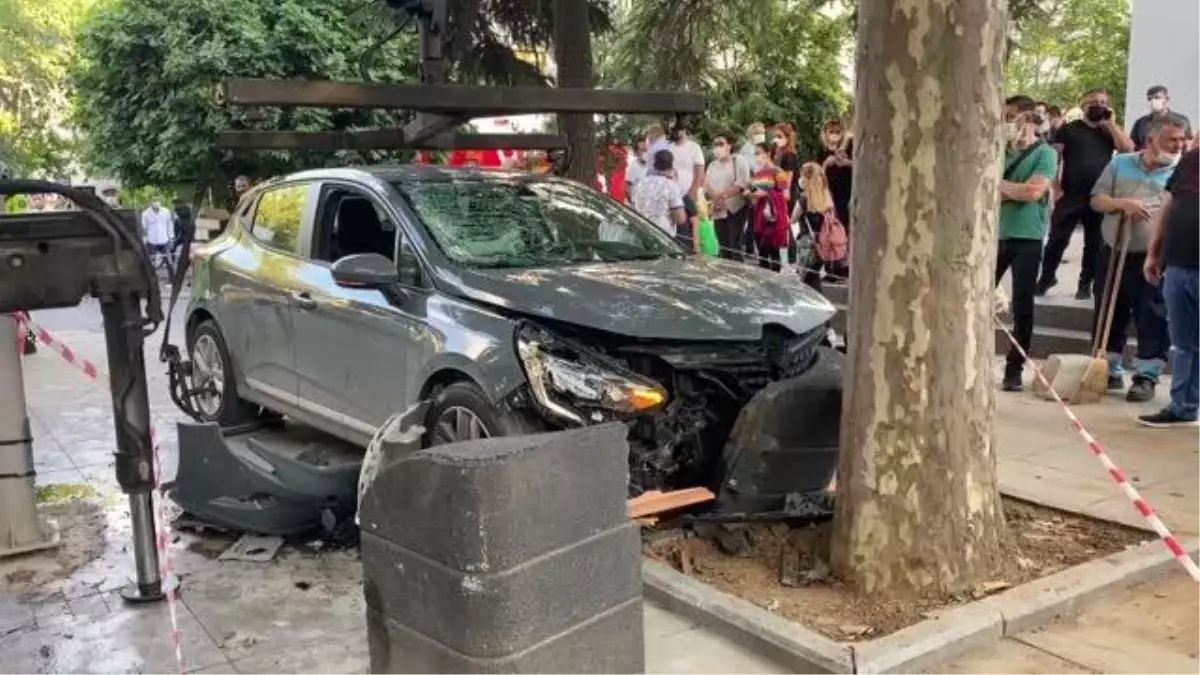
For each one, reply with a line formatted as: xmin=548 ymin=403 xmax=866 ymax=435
xmin=821 ymin=282 xmax=1098 ymax=334
xmin=823 ymin=291 xmax=1171 ymax=374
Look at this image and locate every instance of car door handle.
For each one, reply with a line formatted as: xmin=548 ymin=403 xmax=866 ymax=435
xmin=292 ymin=292 xmax=318 ymax=311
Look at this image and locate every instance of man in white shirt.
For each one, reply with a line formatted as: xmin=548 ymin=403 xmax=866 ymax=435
xmin=625 ymin=138 xmax=649 ymax=196
xmin=669 ymin=125 xmax=706 ymax=201
xmin=142 ymin=200 xmax=176 ymax=273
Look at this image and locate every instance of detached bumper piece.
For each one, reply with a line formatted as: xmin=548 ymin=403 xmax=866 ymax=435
xmin=710 ymin=346 xmax=843 ymax=522
xmin=169 ymin=422 xmax=364 ymax=536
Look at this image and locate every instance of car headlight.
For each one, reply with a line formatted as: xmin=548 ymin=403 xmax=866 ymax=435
xmin=517 ymin=334 xmax=667 ymax=422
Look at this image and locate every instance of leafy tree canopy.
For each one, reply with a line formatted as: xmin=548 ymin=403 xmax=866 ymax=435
xmin=0 ymin=0 xmax=93 ymax=177
xmin=71 ymin=0 xmax=421 ymax=192
xmin=595 ymin=0 xmax=853 ymax=161
xmin=1005 ymin=0 xmax=1131 ymax=116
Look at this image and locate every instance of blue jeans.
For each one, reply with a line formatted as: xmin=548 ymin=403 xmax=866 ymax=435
xmin=1164 ymin=266 xmax=1199 ymax=420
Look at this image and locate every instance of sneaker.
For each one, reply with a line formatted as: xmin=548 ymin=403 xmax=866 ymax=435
xmin=1107 ymin=374 xmax=1124 ymax=391
xmin=1075 ymin=282 xmax=1092 ymax=301
xmin=1138 ymin=408 xmax=1200 ymax=428
xmin=1126 ymin=377 xmax=1156 ymax=403
xmin=1001 ymin=372 xmax=1023 ymax=392
xmin=1034 ymin=277 xmax=1057 ymax=297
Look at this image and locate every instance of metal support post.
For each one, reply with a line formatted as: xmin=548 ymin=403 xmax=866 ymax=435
xmin=99 ymin=294 xmax=164 ymax=603
xmin=0 ymin=314 xmax=60 ymax=557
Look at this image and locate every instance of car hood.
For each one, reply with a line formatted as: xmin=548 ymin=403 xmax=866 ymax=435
xmin=441 ymin=256 xmax=837 ymax=341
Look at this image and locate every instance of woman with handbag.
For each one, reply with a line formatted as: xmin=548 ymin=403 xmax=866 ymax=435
xmin=792 ymin=163 xmax=849 ymax=292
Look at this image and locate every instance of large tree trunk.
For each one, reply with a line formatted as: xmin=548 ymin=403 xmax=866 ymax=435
xmin=830 ymin=0 xmax=1009 ymax=598
xmin=553 ymin=0 xmax=598 ymax=186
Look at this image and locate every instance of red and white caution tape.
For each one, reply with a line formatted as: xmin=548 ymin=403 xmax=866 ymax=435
xmin=13 ymin=313 xmax=187 ymax=673
xmin=996 ymin=322 xmax=1200 ymax=582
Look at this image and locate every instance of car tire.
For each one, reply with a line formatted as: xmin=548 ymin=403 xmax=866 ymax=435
xmin=187 ymin=319 xmax=260 ymax=426
xmin=424 ymin=381 xmax=543 ymax=447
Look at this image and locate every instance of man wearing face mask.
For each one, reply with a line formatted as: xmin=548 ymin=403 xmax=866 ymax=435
xmin=1130 ymin=86 xmax=1192 ymax=152
xmin=668 ymin=122 xmax=706 ymax=203
xmin=1036 ymin=88 xmax=1135 ymax=300
xmin=1086 ymin=116 xmax=1186 ymax=402
xmin=740 ymin=122 xmax=766 ymax=164
xmin=997 ymin=95 xmax=1058 ymax=391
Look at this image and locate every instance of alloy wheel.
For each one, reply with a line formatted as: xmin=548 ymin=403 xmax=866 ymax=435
xmin=431 ymin=406 xmax=492 ymax=445
xmin=191 ymin=334 xmax=225 ymax=417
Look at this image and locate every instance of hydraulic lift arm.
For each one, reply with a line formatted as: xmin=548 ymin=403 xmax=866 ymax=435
xmin=0 ymin=179 xmax=168 ymax=602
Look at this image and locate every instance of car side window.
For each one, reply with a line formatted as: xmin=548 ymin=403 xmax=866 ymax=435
xmin=314 ymin=186 xmax=398 ymax=263
xmin=250 ymin=184 xmax=307 ymax=255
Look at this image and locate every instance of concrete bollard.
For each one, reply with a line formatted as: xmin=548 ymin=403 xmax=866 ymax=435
xmin=359 ymin=422 xmax=643 ymax=674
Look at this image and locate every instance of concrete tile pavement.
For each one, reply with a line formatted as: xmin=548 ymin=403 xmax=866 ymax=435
xmin=995 ymin=374 xmax=1199 ymax=538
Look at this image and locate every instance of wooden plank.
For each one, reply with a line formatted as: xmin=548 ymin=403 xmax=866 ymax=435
xmin=627 ymin=487 xmax=716 ymax=519
xmin=222 ymin=78 xmax=706 ymax=115
xmin=214 ymin=129 xmax=568 ymax=151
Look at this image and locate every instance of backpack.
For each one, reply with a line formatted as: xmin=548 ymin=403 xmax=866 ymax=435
xmin=815 ymin=209 xmax=848 ymax=263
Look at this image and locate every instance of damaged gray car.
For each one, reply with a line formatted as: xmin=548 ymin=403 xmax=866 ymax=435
xmin=178 ymin=165 xmax=844 ymax=528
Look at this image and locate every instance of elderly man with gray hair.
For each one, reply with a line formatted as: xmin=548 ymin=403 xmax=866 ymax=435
xmin=1088 ymin=115 xmax=1188 ymax=403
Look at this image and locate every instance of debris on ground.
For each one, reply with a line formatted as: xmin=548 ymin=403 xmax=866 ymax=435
xmin=0 ymin=497 xmax=108 ymax=595
xmin=644 ymin=498 xmax=1150 ymax=642
xmin=219 ymin=534 xmax=285 ymax=562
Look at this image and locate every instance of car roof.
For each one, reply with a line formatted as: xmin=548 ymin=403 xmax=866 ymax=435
xmin=281 ymin=164 xmax=553 ymax=185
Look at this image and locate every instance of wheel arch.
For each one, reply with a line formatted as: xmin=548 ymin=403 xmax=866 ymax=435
xmin=418 ymin=367 xmax=480 ymax=401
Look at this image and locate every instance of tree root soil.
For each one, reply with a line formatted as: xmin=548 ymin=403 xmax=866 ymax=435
xmin=643 ymin=498 xmax=1152 ymax=642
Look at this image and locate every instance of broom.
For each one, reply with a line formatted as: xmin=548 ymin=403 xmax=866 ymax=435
xmin=1078 ymin=216 xmax=1131 ymax=400
xmin=1034 ymin=216 xmax=1128 ymax=403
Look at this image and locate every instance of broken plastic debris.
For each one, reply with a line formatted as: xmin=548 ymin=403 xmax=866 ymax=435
xmin=219 ymin=534 xmax=284 ymax=562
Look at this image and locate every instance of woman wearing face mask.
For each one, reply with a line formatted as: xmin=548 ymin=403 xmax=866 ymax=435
xmin=770 ymin=123 xmax=801 ymax=268
xmin=818 ymin=119 xmax=854 ymax=278
xmin=748 ymin=142 xmax=790 ymax=272
xmin=705 ymin=132 xmax=752 ymax=260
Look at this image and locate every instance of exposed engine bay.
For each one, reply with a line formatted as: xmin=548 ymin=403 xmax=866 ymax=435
xmin=513 ymin=320 xmax=840 ymax=504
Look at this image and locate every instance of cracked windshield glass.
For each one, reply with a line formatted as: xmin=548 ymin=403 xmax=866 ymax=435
xmin=395 ymin=178 xmax=682 ymax=268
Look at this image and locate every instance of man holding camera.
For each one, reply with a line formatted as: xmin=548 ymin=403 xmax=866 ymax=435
xmin=1037 ymin=88 xmax=1135 ymax=300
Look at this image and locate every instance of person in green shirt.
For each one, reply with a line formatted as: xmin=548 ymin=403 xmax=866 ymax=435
xmin=997 ymin=94 xmax=1059 ymax=391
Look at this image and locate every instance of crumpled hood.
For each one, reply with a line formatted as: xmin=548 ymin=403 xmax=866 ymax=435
xmin=441 ymin=256 xmax=836 ymax=341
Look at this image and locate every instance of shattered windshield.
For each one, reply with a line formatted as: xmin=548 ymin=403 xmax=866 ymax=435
xmin=392 ymin=176 xmax=683 ymax=268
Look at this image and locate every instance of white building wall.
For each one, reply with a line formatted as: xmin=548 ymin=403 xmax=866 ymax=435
xmin=1124 ymin=0 xmax=1199 ymax=128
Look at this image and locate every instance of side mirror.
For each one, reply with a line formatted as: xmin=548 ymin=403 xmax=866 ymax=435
xmin=331 ymin=253 xmax=399 ymax=288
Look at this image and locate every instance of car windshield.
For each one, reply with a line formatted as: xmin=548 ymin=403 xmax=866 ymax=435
xmin=392 ymin=176 xmax=683 ymax=268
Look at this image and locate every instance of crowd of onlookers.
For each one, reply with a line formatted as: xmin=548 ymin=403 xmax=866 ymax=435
xmin=624 ymin=119 xmax=854 ymax=291
xmin=998 ymin=84 xmax=1196 ymax=430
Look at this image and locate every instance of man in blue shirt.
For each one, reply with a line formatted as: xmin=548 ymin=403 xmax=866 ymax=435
xmin=1089 ymin=116 xmax=1187 ymax=402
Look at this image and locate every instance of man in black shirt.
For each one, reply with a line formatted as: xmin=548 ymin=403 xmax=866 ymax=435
xmin=1141 ymin=148 xmax=1199 ymax=427
xmin=1131 ymin=86 xmax=1193 ymax=152
xmin=1037 ymin=88 xmax=1135 ymax=299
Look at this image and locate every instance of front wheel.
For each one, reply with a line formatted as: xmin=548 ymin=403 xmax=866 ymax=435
xmin=188 ymin=320 xmax=260 ymax=425
xmin=423 ymin=382 xmax=543 ymax=447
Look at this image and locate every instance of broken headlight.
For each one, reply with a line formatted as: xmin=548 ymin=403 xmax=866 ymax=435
xmin=516 ymin=330 xmax=667 ymax=424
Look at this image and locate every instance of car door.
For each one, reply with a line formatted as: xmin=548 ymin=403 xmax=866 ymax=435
xmin=219 ymin=182 xmax=315 ymax=409
xmin=291 ymin=180 xmax=439 ymax=441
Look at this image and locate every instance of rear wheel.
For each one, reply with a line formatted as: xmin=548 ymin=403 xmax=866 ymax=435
xmin=424 ymin=381 xmax=542 ymax=447
xmin=188 ymin=320 xmax=260 ymax=425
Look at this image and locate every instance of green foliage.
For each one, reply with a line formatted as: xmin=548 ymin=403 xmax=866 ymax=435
xmin=0 ymin=0 xmax=93 ymax=177
xmin=1005 ymin=0 xmax=1131 ymax=115
xmin=596 ymin=0 xmax=852 ymax=160
xmin=70 ymin=0 xmax=422 ymax=190
xmin=119 ymin=184 xmax=178 ymax=212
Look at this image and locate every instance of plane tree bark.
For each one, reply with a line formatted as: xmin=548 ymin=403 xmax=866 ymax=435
xmin=830 ymin=0 xmax=1010 ymax=598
